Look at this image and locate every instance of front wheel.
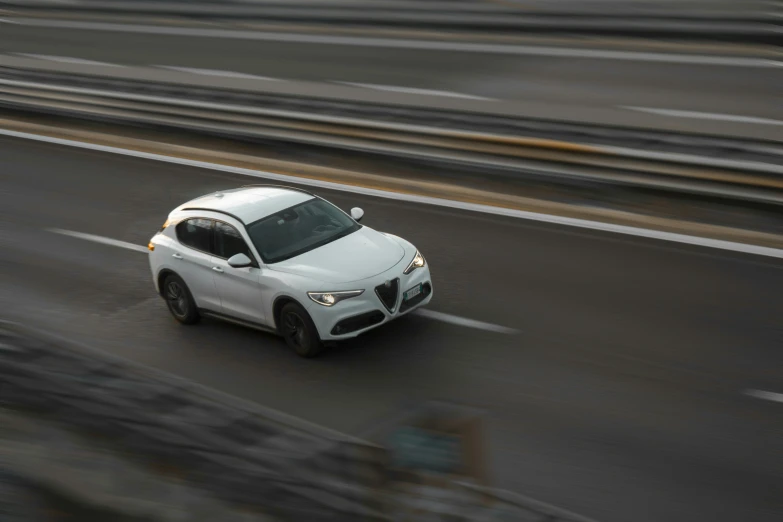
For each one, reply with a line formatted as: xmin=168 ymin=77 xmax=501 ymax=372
xmin=280 ymin=302 xmax=322 ymax=358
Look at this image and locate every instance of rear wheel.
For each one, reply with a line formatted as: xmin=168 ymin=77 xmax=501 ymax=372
xmin=280 ymin=302 xmax=322 ymax=358
xmin=163 ymin=274 xmax=200 ymax=325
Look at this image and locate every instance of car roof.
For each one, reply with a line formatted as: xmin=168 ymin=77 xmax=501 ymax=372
xmin=174 ymin=186 xmax=315 ymax=224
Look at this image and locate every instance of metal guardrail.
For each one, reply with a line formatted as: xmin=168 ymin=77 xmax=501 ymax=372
xmin=0 ymin=66 xmax=781 ymax=206
xmin=3 ymin=65 xmax=781 ymax=161
xmin=0 ymin=0 xmax=779 ymax=43
xmin=0 ymin=0 xmax=773 ymax=19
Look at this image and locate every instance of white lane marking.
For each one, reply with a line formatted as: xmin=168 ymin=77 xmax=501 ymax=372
xmin=0 ymin=19 xmax=22 ymax=24
xmin=745 ymin=389 xmax=783 ymax=404
xmin=155 ymin=66 xmax=281 ymax=82
xmin=335 ymin=81 xmax=492 ymax=101
xmin=623 ymin=106 xmax=783 ymax=126
xmin=414 ymin=309 xmax=518 ymax=335
xmin=48 ymin=228 xmax=149 ymax=254
xmin=2 ymin=129 xmax=783 ymax=260
xmin=4 ymin=19 xmax=781 ymax=68
xmin=12 ymin=53 xmax=121 ymax=67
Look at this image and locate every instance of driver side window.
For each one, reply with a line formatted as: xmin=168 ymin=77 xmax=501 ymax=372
xmin=214 ymin=221 xmax=253 ymax=261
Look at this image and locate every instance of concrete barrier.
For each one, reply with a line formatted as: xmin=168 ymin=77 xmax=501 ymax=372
xmin=0 ymin=320 xmax=601 ymax=521
xmin=0 ymin=321 xmax=388 ymax=521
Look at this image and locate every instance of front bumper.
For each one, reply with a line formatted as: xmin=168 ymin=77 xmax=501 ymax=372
xmin=306 ymin=264 xmax=433 ymax=341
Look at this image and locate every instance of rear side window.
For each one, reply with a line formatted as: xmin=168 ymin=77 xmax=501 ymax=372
xmin=214 ymin=221 xmax=253 ymax=260
xmin=175 ymin=218 xmax=212 ymax=252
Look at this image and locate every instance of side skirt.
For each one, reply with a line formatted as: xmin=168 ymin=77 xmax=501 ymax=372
xmin=198 ymin=309 xmax=280 ymax=336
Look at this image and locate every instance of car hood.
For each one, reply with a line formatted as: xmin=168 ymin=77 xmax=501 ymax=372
xmin=269 ymin=227 xmax=406 ymax=284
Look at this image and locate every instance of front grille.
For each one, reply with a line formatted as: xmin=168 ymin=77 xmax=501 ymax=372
xmin=399 ymin=282 xmax=432 ymax=313
xmin=375 ymin=278 xmax=399 ymax=312
xmin=331 ymin=310 xmax=385 ymax=336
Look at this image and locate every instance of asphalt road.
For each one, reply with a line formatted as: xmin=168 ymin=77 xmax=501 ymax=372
xmin=1 ymin=135 xmax=782 ymax=521
xmin=1 ymin=21 xmax=781 ymax=140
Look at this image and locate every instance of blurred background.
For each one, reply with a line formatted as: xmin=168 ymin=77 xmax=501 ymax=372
xmin=0 ymin=1 xmax=781 ymax=521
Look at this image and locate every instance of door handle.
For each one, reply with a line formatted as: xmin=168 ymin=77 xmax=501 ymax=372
xmin=172 ymin=253 xmax=183 ymax=260
xmin=212 ymin=266 xmax=224 ymax=273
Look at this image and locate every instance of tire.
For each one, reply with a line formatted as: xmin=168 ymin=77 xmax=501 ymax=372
xmin=162 ymin=273 xmax=200 ymax=325
xmin=280 ymin=302 xmax=322 ymax=358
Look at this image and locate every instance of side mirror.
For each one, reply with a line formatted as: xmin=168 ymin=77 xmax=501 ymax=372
xmin=227 ymin=253 xmax=253 ymax=268
xmin=351 ymin=207 xmax=364 ymax=222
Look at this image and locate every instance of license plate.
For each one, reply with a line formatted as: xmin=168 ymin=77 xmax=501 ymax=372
xmin=404 ymin=284 xmax=422 ymax=301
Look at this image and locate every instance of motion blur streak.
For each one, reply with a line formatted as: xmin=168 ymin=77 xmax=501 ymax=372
xmin=0 ymin=134 xmax=781 ymax=522
xmin=1 ymin=2 xmax=781 ymax=521
xmin=4 ymin=128 xmax=783 ymax=259
xmin=0 ymin=19 xmax=779 ymax=67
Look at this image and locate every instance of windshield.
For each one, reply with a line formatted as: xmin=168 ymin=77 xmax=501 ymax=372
xmin=246 ymin=197 xmax=361 ymax=264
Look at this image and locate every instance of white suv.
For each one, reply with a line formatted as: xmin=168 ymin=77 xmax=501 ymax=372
xmin=148 ymin=185 xmax=433 ymax=357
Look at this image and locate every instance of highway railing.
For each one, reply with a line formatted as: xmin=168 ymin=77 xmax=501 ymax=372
xmin=0 ymin=66 xmax=781 ymax=208
xmin=0 ymin=0 xmax=778 ymax=44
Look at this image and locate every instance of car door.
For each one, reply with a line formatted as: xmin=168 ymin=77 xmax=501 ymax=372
xmin=210 ymin=220 xmax=267 ymax=325
xmin=172 ymin=217 xmax=221 ymax=311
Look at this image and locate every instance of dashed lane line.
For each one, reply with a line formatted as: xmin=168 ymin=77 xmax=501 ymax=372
xmin=155 ymin=65 xmax=282 ymax=82
xmin=13 ymin=53 xmax=123 ymax=67
xmin=46 ymin=228 xmax=519 ymax=335
xmin=334 ymin=81 xmax=494 ymax=101
xmin=623 ymin=106 xmax=783 ymax=126
xmin=745 ymin=389 xmax=783 ymax=404
xmin=48 ymin=228 xmax=149 ymax=254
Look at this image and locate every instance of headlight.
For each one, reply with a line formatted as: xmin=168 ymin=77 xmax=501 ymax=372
xmin=307 ymin=290 xmax=364 ymax=307
xmin=403 ymin=251 xmax=426 ymax=274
